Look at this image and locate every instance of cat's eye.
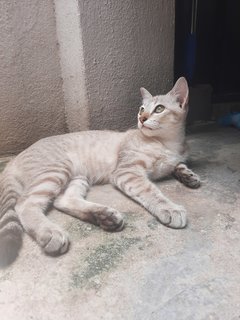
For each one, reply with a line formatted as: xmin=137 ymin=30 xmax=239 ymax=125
xmin=154 ymin=105 xmax=165 ymax=113
xmin=139 ymin=106 xmax=145 ymax=114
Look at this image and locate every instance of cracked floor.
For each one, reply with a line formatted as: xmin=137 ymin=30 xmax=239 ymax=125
xmin=0 ymin=126 xmax=240 ymax=320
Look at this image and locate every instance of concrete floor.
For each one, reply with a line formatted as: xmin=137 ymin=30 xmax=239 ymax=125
xmin=0 ymin=126 xmax=240 ymax=320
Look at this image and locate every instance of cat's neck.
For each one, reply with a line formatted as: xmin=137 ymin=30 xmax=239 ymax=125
xmin=161 ymin=124 xmax=185 ymax=149
xmin=133 ymin=124 xmax=186 ymax=155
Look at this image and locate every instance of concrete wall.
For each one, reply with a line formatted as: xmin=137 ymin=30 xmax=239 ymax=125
xmin=54 ymin=0 xmax=89 ymax=132
xmin=79 ymin=0 xmax=175 ymax=130
xmin=0 ymin=0 xmax=66 ymax=155
xmin=0 ymin=0 xmax=175 ymax=155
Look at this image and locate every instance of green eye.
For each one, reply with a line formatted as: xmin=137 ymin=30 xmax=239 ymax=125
xmin=139 ymin=106 xmax=144 ymax=114
xmin=154 ymin=105 xmax=165 ymax=113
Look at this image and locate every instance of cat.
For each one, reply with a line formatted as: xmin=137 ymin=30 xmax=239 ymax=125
xmin=0 ymin=77 xmax=200 ymax=267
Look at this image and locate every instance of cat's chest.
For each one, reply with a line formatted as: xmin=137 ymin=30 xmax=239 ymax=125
xmin=148 ymin=149 xmax=184 ymax=180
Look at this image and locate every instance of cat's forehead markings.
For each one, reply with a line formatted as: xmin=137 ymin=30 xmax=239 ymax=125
xmin=144 ymin=104 xmax=153 ymax=113
xmin=145 ymin=96 xmax=164 ymax=112
xmin=153 ymin=96 xmax=159 ymax=103
xmin=153 ymin=95 xmax=166 ymax=105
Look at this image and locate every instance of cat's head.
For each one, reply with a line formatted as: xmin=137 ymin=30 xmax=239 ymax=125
xmin=138 ymin=77 xmax=189 ymax=137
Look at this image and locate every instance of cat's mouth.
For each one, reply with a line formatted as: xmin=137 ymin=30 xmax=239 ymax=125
xmin=138 ymin=121 xmax=154 ymax=131
xmin=142 ymin=124 xmax=153 ymax=130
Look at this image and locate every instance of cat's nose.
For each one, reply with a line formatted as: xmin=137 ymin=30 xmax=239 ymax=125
xmin=140 ymin=116 xmax=148 ymax=123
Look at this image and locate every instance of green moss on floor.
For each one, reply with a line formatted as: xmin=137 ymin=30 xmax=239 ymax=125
xmin=71 ymin=236 xmax=141 ymax=289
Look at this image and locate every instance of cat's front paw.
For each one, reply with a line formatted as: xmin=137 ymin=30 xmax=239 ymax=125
xmin=37 ymin=224 xmax=70 ymax=255
xmin=154 ymin=205 xmax=187 ymax=229
xmin=174 ymin=164 xmax=201 ymax=189
xmin=183 ymin=171 xmax=201 ymax=188
xmin=94 ymin=208 xmax=125 ymax=232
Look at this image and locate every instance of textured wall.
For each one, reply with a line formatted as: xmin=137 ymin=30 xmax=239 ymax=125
xmin=79 ymin=0 xmax=175 ymax=130
xmin=0 ymin=0 xmax=66 ymax=155
xmin=0 ymin=0 xmax=175 ymax=155
xmin=54 ymin=0 xmax=89 ymax=132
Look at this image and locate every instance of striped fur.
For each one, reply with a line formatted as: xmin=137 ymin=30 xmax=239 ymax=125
xmin=0 ymin=172 xmax=23 ymax=267
xmin=0 ymin=77 xmax=200 ymax=266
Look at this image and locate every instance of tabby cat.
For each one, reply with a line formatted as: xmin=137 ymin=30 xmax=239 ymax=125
xmin=0 ymin=77 xmax=200 ymax=267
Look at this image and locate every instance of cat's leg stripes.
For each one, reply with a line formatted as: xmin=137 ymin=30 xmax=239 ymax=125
xmin=15 ymin=172 xmax=70 ymax=255
xmin=112 ymin=169 xmax=187 ymax=229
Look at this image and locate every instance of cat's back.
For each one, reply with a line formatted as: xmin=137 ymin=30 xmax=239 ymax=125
xmin=15 ymin=130 xmax=125 ymax=159
xmin=5 ymin=130 xmax=126 ymax=184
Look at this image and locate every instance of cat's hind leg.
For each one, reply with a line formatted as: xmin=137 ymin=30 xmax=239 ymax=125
xmin=15 ymin=175 xmax=70 ymax=255
xmin=54 ymin=177 xmax=124 ymax=231
xmin=173 ymin=163 xmax=201 ymax=188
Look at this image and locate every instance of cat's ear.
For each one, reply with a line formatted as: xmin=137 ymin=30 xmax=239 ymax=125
xmin=140 ymin=87 xmax=152 ymax=103
xmin=168 ymin=77 xmax=189 ymax=109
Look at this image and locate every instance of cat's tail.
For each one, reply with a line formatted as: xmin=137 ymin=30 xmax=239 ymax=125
xmin=0 ymin=173 xmax=23 ymax=268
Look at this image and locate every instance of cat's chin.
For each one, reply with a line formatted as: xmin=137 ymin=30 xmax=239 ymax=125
xmin=138 ymin=122 xmax=152 ymax=131
xmin=142 ymin=125 xmax=152 ymax=131
xmin=139 ymin=125 xmax=160 ymax=137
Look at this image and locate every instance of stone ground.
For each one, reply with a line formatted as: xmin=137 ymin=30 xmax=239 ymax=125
xmin=0 ymin=126 xmax=240 ymax=320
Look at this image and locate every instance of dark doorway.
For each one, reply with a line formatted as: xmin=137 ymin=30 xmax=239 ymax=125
xmin=175 ymin=0 xmax=240 ymax=109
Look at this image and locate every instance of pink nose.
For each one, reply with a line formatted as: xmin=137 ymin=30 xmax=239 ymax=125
xmin=140 ymin=116 xmax=148 ymax=124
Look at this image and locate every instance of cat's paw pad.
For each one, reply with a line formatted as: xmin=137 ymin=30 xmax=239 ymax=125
xmin=180 ymin=170 xmax=201 ymax=188
xmin=95 ymin=208 xmax=125 ymax=232
xmin=175 ymin=165 xmax=201 ymax=189
xmin=155 ymin=206 xmax=187 ymax=229
xmin=186 ymin=173 xmax=201 ymax=188
xmin=37 ymin=225 xmax=70 ymax=255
